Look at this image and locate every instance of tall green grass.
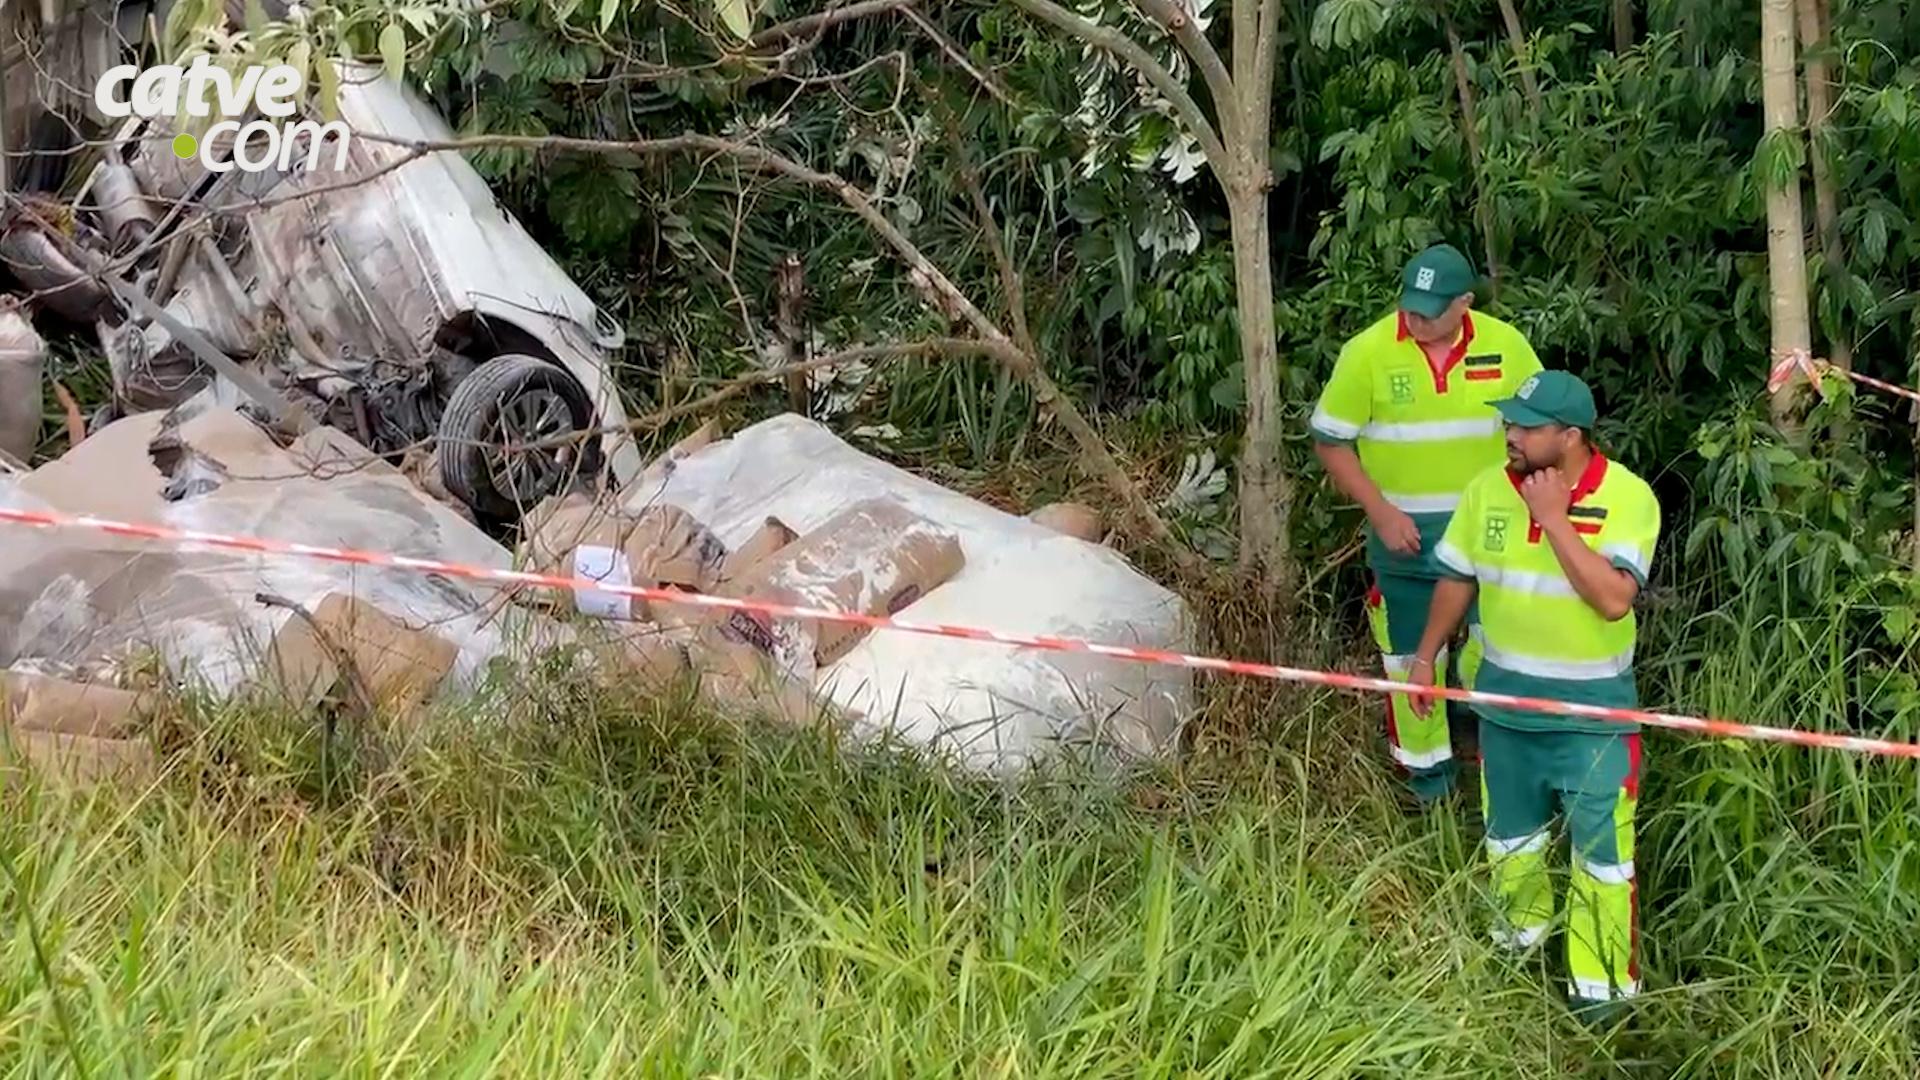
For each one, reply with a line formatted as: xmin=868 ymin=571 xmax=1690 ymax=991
xmin=0 ymin=594 xmax=1916 ymax=1076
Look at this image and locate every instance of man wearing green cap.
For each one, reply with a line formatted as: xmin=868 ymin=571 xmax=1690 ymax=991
xmin=1311 ymin=243 xmax=1543 ymax=802
xmin=1406 ymin=370 xmax=1661 ymax=1023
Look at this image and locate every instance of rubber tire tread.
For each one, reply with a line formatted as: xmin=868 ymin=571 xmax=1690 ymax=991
xmin=436 ymin=353 xmax=602 ymax=521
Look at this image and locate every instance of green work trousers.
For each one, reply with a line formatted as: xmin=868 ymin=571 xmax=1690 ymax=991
xmin=1367 ymin=572 xmax=1483 ymax=800
xmin=1479 ymin=721 xmax=1642 ymax=1010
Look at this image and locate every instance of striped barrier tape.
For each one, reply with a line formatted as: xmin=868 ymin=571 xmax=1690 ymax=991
xmin=1769 ymin=348 xmax=1920 ymax=405
xmin=0 ymin=504 xmax=1915 ymax=761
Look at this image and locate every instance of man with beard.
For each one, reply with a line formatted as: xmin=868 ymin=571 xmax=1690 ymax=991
xmin=1407 ymin=370 xmax=1661 ymax=1024
xmin=1311 ymin=243 xmax=1543 ymax=803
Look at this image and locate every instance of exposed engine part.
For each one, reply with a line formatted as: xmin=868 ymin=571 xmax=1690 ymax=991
xmin=87 ymin=162 xmax=157 ymax=251
xmin=308 ymin=358 xmax=445 ymax=458
xmin=99 ymin=316 xmax=209 ymax=412
xmin=0 ymin=218 xmax=112 ymax=322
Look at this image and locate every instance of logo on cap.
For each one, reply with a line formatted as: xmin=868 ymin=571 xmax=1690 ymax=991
xmin=1518 ymin=375 xmax=1540 ymax=399
xmin=1415 ymin=267 xmax=1436 ymax=290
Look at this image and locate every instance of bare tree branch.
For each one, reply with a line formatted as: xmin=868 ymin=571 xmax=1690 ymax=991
xmin=1231 ymin=0 xmax=1256 ymax=103
xmin=749 ymin=0 xmax=910 ymax=47
xmin=899 ymin=6 xmax=1016 ymax=108
xmin=1798 ymin=0 xmax=1849 ymax=371
xmin=1253 ymin=0 xmax=1285 ymax=142
xmin=1131 ymin=0 xmax=1237 ymax=141
xmin=1612 ymin=0 xmax=1634 ymax=53
xmin=1444 ymin=15 xmax=1504 ymax=297
xmin=1005 ymin=0 xmax=1229 ymax=171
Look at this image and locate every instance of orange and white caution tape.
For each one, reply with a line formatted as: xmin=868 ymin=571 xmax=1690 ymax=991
xmin=1768 ymin=348 xmax=1920 ymax=405
xmin=0 ymin=505 xmax=1916 ymax=760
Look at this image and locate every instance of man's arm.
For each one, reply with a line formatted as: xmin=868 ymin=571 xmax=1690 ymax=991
xmin=1408 ymin=577 xmax=1476 ymax=716
xmin=1406 ymin=480 xmax=1482 ymax=716
xmin=1538 ymin=517 xmax=1639 ymax=620
xmin=1519 ymin=470 xmax=1639 ymax=621
xmin=1314 ymin=442 xmax=1421 ymax=555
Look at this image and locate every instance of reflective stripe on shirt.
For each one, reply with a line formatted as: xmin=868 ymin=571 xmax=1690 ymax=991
xmin=1381 ymin=491 xmax=1462 ymax=514
xmin=1483 ymin=641 xmax=1634 ymax=680
xmin=1360 ymin=417 xmax=1502 ymax=442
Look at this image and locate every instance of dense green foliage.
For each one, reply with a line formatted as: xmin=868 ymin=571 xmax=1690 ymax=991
xmin=401 ymin=0 xmax=1920 ymax=588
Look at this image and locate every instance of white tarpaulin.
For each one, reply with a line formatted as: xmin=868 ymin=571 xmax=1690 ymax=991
xmin=621 ymin=414 xmax=1197 ymax=774
xmin=0 ymin=402 xmax=519 ymax=695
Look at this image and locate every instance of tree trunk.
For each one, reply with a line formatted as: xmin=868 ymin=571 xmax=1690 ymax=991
xmin=1797 ymin=0 xmax=1849 ymax=371
xmin=1445 ymin=16 xmax=1503 ymax=299
xmin=1008 ymin=0 xmax=1293 ymax=593
xmin=1494 ymin=0 xmax=1544 ymax=115
xmin=1228 ymin=187 xmax=1294 ymax=604
xmin=1761 ymin=0 xmax=1812 ymax=424
xmin=1612 ymin=0 xmax=1634 ymax=53
xmin=1225 ymin=0 xmax=1293 ymax=604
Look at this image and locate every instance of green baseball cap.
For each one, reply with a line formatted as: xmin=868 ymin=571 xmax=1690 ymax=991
xmin=1490 ymin=370 xmax=1598 ymax=430
xmin=1399 ymin=243 xmax=1477 ymax=319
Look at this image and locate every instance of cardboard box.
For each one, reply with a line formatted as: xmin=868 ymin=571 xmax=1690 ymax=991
xmin=719 ymin=516 xmax=798 ymax=583
xmin=688 ymin=633 xmax=839 ymax=728
xmin=520 ymin=494 xmax=727 ymax=620
xmin=0 ymin=671 xmax=154 ymax=784
xmin=584 ymin=622 xmax=693 ymax=690
xmin=1028 ymin=501 xmax=1105 ymax=543
xmin=716 ymin=497 xmax=964 ymax=668
xmin=4 ymin=730 xmax=155 ymax=785
xmin=2 ymin=671 xmax=148 ymax=737
xmin=264 ymin=593 xmax=459 ymax=711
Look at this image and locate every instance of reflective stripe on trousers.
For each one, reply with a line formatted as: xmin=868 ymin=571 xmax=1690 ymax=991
xmin=1367 ymin=580 xmax=1483 ymax=774
xmin=1480 ymin=726 xmax=1642 ymax=1004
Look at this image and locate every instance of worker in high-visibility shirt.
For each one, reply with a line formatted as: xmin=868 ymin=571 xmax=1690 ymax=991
xmin=1311 ymin=243 xmax=1543 ymax=801
xmin=1407 ymin=370 xmax=1660 ymax=1024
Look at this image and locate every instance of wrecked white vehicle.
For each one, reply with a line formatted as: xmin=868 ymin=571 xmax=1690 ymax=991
xmin=0 ymin=10 xmax=1204 ymax=782
xmin=2 ymin=57 xmax=641 ymax=521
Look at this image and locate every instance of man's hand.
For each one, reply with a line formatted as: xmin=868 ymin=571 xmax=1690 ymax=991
xmin=1519 ymin=468 xmax=1571 ymax=527
xmin=1368 ymin=503 xmax=1423 ymax=555
xmin=1406 ymin=655 xmax=1440 ymax=716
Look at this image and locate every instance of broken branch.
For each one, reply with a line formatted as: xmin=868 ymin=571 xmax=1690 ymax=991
xmin=935 ymin=98 xmax=1038 ymax=359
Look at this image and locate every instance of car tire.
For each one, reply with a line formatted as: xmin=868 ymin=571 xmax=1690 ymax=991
xmin=436 ymin=354 xmax=604 ymax=521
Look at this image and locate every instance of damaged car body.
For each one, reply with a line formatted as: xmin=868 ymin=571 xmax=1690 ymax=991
xmin=1 ymin=4 xmax=642 ymax=522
